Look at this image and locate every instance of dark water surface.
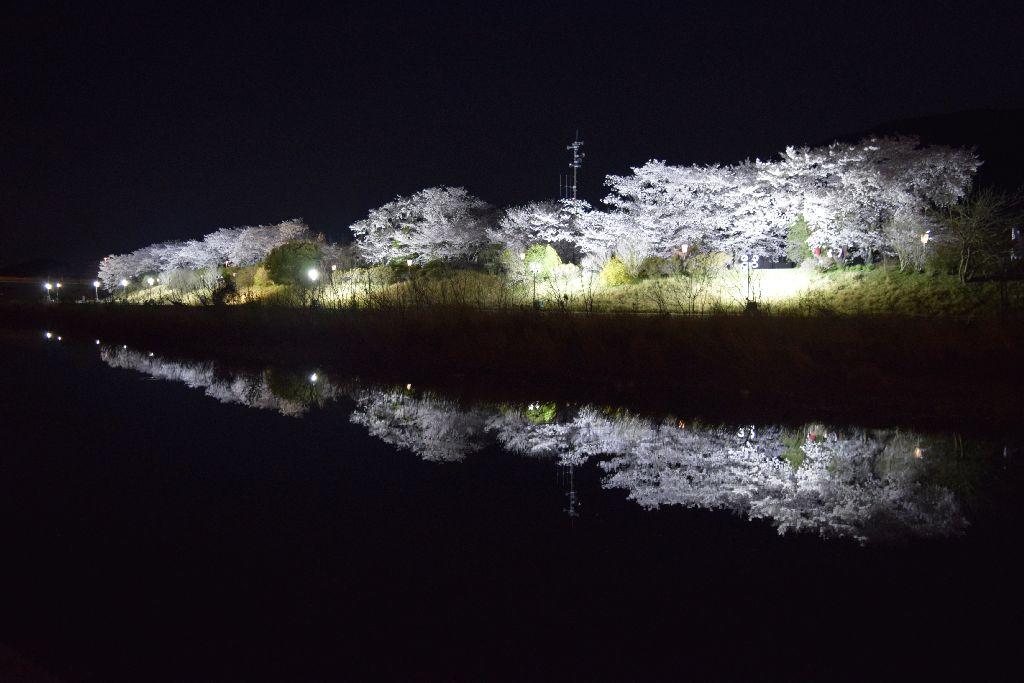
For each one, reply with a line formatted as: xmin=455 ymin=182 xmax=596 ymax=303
xmin=1 ymin=330 xmax=1022 ymax=681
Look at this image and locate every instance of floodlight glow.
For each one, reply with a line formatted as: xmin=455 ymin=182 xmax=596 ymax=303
xmin=920 ymin=231 xmax=930 ymax=245
xmin=309 ymin=373 xmax=318 ymax=383
xmin=44 ymin=283 xmax=52 ymax=290
xmin=681 ymin=244 xmax=689 ymax=255
xmin=331 ymin=264 xmax=337 ymax=271
xmin=93 ymin=280 xmax=101 ymax=288
xmin=406 ymin=259 xmax=413 ymax=267
xmin=406 ymin=383 xmax=412 ymax=390
xmin=120 ymin=279 xmax=129 ymax=287
xmin=56 ymin=282 xmax=62 ymax=288
xmin=307 ymin=268 xmax=320 ymax=282
xmin=95 ymin=340 xmax=100 ymax=345
xmin=146 ymin=277 xmax=155 ymax=286
xmin=45 ymin=331 xmax=52 ymax=339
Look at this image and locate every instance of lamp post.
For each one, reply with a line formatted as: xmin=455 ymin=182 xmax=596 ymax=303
xmin=44 ymin=282 xmax=52 ymax=302
xmin=529 ymin=262 xmax=541 ymax=308
xmin=93 ymin=280 xmax=101 ymax=302
xmin=55 ymin=282 xmax=62 ymax=303
xmin=120 ymin=278 xmax=129 ymax=300
xmin=737 ymin=254 xmax=758 ymax=302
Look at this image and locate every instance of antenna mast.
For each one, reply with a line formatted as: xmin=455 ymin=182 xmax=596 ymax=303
xmin=566 ymin=130 xmax=585 ymax=201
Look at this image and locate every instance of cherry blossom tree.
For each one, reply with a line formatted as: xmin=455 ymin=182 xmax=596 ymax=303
xmin=350 ymin=187 xmax=492 ymax=264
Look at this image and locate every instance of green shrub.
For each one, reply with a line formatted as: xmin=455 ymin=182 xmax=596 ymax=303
xmin=524 ymin=244 xmax=562 ymax=279
xmin=600 ymin=256 xmax=635 ymax=287
xmin=786 ymin=215 xmax=813 ymax=264
xmin=265 ymin=241 xmax=322 ymax=285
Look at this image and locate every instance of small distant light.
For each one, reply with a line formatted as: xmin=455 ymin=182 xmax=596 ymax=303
xmin=331 ymin=264 xmax=337 ymax=271
xmin=120 ymin=279 xmax=129 ymax=287
xmin=56 ymin=336 xmax=62 ymax=341
xmin=44 ymin=282 xmax=52 ymax=290
xmin=56 ymin=282 xmax=62 ymax=288
xmin=123 ymin=345 xmax=127 ymax=349
xmin=680 ymin=244 xmax=689 ymax=255
xmin=309 ymin=373 xmax=318 ymax=383
xmin=406 ymin=383 xmax=412 ymax=390
xmin=307 ymin=268 xmax=320 ymax=282
xmin=146 ymin=277 xmax=155 ymax=286
xmin=44 ymin=331 xmax=53 ymax=339
xmin=914 ymin=447 xmax=923 ymax=459
xmin=920 ymin=231 xmax=930 ymax=245
xmin=406 ymin=259 xmax=413 ymax=267
xmin=93 ymin=280 xmax=101 ymax=288
xmin=95 ymin=339 xmax=101 ymax=345
xmin=148 ymin=352 xmax=154 ymax=357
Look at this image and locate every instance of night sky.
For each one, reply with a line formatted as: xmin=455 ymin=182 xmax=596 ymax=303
xmin=4 ymin=1 xmax=1023 ymax=270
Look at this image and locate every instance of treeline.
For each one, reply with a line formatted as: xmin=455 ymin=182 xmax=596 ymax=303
xmin=97 ymin=135 xmax=1022 ymax=294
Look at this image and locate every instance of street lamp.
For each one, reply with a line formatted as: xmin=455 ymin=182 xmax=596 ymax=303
xmin=55 ymin=282 xmax=62 ymax=302
xmin=44 ymin=282 xmax=52 ymax=302
xmin=529 ymin=262 xmax=541 ymax=307
xmin=93 ymin=280 xmax=101 ymax=302
xmin=307 ymin=268 xmax=320 ymax=282
xmin=120 ymin=278 xmax=129 ymax=300
xmin=309 ymin=372 xmax=318 ymax=383
xmin=146 ymin=277 xmax=155 ymax=286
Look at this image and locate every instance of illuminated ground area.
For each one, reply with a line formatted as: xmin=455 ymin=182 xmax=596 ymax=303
xmin=114 ymin=264 xmax=1022 ymax=317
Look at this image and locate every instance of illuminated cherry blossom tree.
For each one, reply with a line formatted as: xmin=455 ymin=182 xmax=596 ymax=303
xmin=350 ymin=187 xmax=492 ymax=264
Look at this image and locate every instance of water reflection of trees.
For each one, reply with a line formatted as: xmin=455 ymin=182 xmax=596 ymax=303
xmin=101 ymin=346 xmax=338 ymax=417
xmin=102 ymin=348 xmax=968 ymax=541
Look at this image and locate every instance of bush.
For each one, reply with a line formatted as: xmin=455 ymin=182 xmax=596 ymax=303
xmin=524 ymin=244 xmax=562 ymax=279
xmin=265 ymin=241 xmax=322 ymax=285
xmin=785 ymin=216 xmax=813 ymax=264
xmin=600 ymin=256 xmax=635 ymax=287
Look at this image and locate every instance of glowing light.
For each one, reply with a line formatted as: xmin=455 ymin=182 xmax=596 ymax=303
xmin=123 ymin=345 xmax=127 ymax=349
xmin=307 ymin=268 xmax=320 ymax=282
xmin=406 ymin=383 xmax=412 ymax=390
xmin=95 ymin=340 xmax=100 ymax=345
xmin=148 ymin=352 xmax=154 ymax=357
xmin=44 ymin=331 xmax=53 ymax=339
xmin=56 ymin=336 xmax=62 ymax=341
xmin=56 ymin=282 xmax=62 ymax=288
xmin=914 ymin=447 xmax=924 ymax=459
xmin=680 ymin=244 xmax=689 ymax=255
xmin=44 ymin=283 xmax=52 ymax=290
xmin=146 ymin=277 xmax=155 ymax=286
xmin=93 ymin=280 xmax=101 ymax=288
xmin=331 ymin=264 xmax=337 ymax=271
xmin=920 ymin=231 xmax=930 ymax=245
xmin=406 ymin=259 xmax=413 ymax=267
xmin=309 ymin=373 xmax=318 ymax=383
xmin=120 ymin=279 xmax=129 ymax=287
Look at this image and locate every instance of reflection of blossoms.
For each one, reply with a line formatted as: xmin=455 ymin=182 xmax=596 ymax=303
xmin=349 ymin=389 xmax=490 ymax=462
xmin=99 ymin=348 xmax=967 ymax=542
xmin=100 ymin=346 xmax=336 ymax=417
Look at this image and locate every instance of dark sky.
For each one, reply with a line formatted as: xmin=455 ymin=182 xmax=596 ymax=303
xmin=3 ymin=0 xmax=1023 ymax=269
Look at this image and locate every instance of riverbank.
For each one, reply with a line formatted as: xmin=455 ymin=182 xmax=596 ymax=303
xmin=4 ymin=303 xmax=1023 ymax=432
